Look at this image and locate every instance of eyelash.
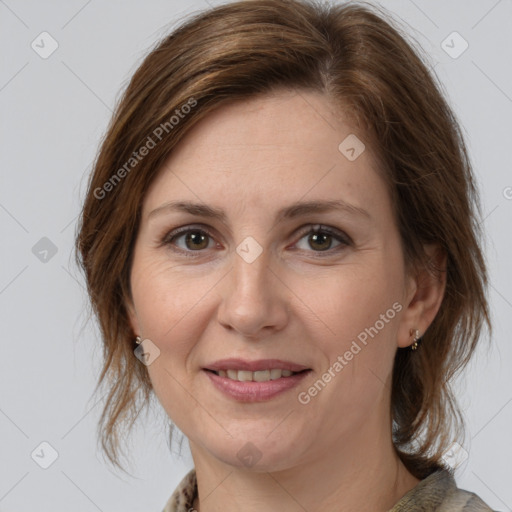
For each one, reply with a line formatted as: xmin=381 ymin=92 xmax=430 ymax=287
xmin=160 ymin=224 xmax=352 ymax=258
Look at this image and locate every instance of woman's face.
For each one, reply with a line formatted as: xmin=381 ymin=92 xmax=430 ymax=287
xmin=128 ymin=89 xmax=419 ymax=471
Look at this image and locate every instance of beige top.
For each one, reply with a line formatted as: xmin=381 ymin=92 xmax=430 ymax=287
xmin=162 ymin=468 xmax=496 ymax=511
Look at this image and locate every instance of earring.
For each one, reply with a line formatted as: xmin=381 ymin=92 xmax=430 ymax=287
xmin=135 ymin=336 xmax=143 ymax=345
xmin=409 ymin=328 xmax=421 ymax=351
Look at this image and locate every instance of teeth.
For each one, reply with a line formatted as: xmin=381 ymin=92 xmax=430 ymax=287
xmin=238 ymin=370 xmax=253 ymax=382
xmin=270 ymin=368 xmax=283 ymax=380
xmin=215 ymin=368 xmax=298 ymax=381
xmin=253 ymin=370 xmax=270 ymax=382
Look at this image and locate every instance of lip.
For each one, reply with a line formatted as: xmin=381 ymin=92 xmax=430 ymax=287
xmin=204 ymin=369 xmax=311 ymax=402
xmin=204 ymin=358 xmax=310 ymax=373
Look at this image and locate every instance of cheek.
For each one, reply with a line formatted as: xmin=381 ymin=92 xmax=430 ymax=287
xmin=130 ymin=258 xmax=212 ymax=429
xmin=292 ymin=269 xmax=401 ymax=422
xmin=129 ymin=255 xmax=221 ymax=388
xmin=131 ymin=255 xmax=207 ymax=339
xmin=296 ymin=262 xmax=402 ymax=345
xmin=292 ymin=259 xmax=404 ymax=411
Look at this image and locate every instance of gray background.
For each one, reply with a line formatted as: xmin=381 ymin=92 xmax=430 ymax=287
xmin=1 ymin=0 xmax=511 ymax=510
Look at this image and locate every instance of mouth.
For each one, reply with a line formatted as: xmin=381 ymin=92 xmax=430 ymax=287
xmin=202 ymin=358 xmax=312 ymax=402
xmin=204 ymin=368 xmax=308 ymax=382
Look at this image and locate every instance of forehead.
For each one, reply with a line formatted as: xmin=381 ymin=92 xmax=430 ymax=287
xmin=142 ymin=90 xmax=388 ymax=218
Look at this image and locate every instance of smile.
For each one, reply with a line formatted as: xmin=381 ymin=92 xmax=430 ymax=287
xmin=210 ymin=368 xmax=301 ymax=381
xmin=203 ymin=369 xmax=311 ymax=402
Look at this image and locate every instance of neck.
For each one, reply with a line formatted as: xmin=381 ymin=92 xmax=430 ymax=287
xmin=189 ymin=418 xmax=419 ymax=512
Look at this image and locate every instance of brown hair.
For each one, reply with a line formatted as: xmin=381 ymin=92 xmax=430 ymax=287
xmin=75 ymin=0 xmax=490 ymax=478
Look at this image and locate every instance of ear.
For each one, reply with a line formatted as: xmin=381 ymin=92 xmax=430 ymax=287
xmin=397 ymin=244 xmax=447 ymax=348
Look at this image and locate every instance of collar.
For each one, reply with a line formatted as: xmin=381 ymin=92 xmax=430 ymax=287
xmin=163 ymin=468 xmax=493 ymax=511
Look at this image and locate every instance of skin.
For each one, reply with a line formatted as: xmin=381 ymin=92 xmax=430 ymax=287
xmin=127 ymin=89 xmax=446 ymax=511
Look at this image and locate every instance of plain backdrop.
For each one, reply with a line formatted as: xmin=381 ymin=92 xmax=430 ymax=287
xmin=0 ymin=0 xmax=511 ymax=510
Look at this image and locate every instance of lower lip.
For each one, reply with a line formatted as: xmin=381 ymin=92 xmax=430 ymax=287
xmin=203 ymin=369 xmax=311 ymax=402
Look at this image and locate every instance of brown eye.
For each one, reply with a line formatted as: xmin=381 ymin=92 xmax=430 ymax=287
xmin=164 ymin=227 xmax=216 ymax=253
xmin=184 ymin=231 xmax=210 ymax=250
xmin=294 ymin=225 xmax=351 ymax=254
xmin=308 ymin=232 xmax=333 ymax=251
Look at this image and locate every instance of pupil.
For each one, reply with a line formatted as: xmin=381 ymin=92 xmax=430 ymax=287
xmin=187 ymin=231 xmax=208 ymax=250
xmin=310 ymin=232 xmax=331 ymax=251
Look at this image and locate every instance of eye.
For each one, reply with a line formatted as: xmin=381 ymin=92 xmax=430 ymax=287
xmin=162 ymin=226 xmax=217 ymax=253
xmin=161 ymin=223 xmax=351 ymax=257
xmin=294 ymin=224 xmax=351 ymax=254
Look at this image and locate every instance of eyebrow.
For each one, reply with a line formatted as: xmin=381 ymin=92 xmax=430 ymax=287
xmin=148 ymin=199 xmax=371 ymax=224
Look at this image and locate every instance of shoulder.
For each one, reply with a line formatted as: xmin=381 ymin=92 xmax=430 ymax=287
xmin=390 ymin=469 xmax=496 ymax=511
xmin=162 ymin=469 xmax=197 ymax=512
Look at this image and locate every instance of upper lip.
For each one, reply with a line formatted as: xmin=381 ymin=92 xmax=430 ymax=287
xmin=204 ymin=358 xmax=310 ymax=373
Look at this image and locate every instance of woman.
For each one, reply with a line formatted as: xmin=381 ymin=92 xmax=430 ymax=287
xmin=76 ymin=0 xmax=495 ymax=510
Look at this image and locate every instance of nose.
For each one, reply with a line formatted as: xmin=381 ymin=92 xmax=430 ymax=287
xmin=216 ymin=247 xmax=289 ymax=338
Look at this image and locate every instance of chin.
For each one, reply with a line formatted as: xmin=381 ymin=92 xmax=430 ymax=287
xmin=200 ymin=428 xmax=308 ymax=473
